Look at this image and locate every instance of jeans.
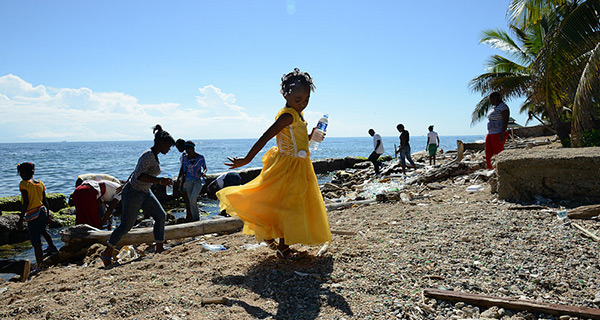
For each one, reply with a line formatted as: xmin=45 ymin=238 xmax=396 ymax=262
xmin=368 ymin=151 xmax=383 ymax=174
xmin=107 ymin=183 xmax=166 ymax=247
xmin=399 ymin=146 xmax=415 ymax=166
xmin=184 ymin=179 xmax=205 ymax=221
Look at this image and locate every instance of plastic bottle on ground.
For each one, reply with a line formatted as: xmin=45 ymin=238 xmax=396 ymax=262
xmin=309 ymin=114 xmax=329 ymax=151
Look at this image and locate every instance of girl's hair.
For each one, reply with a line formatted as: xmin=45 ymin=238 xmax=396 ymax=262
xmin=17 ymin=162 xmax=35 ymax=178
xmin=280 ymin=68 xmax=315 ymax=95
xmin=152 ymin=124 xmax=175 ymax=146
xmin=175 ymin=138 xmax=186 ymax=152
xmin=185 ymin=140 xmax=196 ymax=148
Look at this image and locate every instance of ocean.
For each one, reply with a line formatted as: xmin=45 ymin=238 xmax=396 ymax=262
xmin=0 ymin=135 xmax=483 ymax=273
xmin=0 ymin=135 xmax=483 ymax=198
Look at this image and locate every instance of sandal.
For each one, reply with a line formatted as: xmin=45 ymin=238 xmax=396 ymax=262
xmin=100 ymin=251 xmax=113 ymax=267
xmin=276 ymin=247 xmax=307 ymax=260
xmin=265 ymin=239 xmax=278 ymax=251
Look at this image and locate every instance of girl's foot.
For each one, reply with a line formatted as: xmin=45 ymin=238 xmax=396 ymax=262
xmin=100 ymin=250 xmax=113 ymax=267
xmin=276 ymin=247 xmax=307 ymax=260
xmin=264 ymin=239 xmax=278 ymax=250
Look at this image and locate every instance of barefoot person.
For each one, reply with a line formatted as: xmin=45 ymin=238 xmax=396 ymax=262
xmin=485 ymin=91 xmax=510 ymax=169
xmin=395 ymin=124 xmax=417 ymax=174
xmin=101 ymin=125 xmax=175 ymax=267
xmin=217 ymin=68 xmax=331 ymax=259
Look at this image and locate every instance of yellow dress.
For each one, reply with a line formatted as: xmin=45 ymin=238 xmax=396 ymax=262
xmin=217 ymin=107 xmax=332 ymax=245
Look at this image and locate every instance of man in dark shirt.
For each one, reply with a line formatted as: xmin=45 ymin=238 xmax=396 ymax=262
xmin=395 ymin=124 xmax=417 ymax=174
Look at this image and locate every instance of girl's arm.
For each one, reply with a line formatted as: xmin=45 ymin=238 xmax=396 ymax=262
xmin=500 ymin=109 xmax=510 ymax=142
xmin=18 ymin=189 xmax=29 ymax=230
xmin=178 ymin=160 xmax=186 ymax=186
xmin=226 ymin=113 xmax=293 ymax=169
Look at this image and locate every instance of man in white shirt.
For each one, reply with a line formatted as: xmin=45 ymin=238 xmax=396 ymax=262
xmin=368 ymin=129 xmax=385 ymax=175
xmin=426 ymin=125 xmax=440 ymax=165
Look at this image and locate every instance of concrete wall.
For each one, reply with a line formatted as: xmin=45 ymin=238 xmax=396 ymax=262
xmin=495 ymin=148 xmax=600 ymax=203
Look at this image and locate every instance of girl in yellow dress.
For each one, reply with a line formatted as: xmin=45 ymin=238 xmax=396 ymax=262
xmin=217 ymin=68 xmax=331 ymax=260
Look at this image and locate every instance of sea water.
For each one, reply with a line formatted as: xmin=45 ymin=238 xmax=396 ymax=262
xmin=0 ymin=135 xmax=483 ymax=273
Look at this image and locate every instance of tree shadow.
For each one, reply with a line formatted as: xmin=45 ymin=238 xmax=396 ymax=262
xmin=212 ymin=255 xmax=353 ymax=319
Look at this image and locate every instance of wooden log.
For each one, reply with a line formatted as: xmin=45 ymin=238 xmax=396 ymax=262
xmin=61 ymin=218 xmax=244 ymax=248
xmin=568 ymin=204 xmax=600 ymax=219
xmin=424 ymin=288 xmax=600 ymax=319
xmin=572 ymin=223 xmax=600 ymax=242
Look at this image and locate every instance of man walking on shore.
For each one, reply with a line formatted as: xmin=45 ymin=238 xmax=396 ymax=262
xmin=368 ymin=129 xmax=384 ymax=175
xmin=395 ymin=124 xmax=417 ymax=174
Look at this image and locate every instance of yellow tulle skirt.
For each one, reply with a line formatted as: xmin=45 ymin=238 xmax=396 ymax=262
xmin=217 ymin=147 xmax=331 ymax=246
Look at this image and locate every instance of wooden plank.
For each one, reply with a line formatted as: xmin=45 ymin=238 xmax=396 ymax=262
xmin=424 ymin=288 xmax=600 ymax=319
xmin=572 ymin=223 xmax=600 ymax=242
xmin=62 ymin=218 xmax=243 ymax=247
xmin=201 ymin=297 xmax=228 ymax=305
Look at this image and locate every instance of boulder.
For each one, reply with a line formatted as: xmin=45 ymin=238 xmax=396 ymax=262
xmin=0 ymin=193 xmax=68 ymax=213
xmin=495 ymin=148 xmax=600 ymax=203
xmin=0 ymin=214 xmax=29 ymax=245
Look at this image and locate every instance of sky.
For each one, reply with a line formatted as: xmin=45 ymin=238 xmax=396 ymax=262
xmin=0 ymin=0 xmax=529 ymax=143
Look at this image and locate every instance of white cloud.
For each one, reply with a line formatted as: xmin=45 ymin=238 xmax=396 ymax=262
xmin=0 ymin=74 xmax=270 ymax=142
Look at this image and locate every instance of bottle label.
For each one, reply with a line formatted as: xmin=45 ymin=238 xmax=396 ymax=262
xmin=316 ymin=122 xmax=327 ymax=131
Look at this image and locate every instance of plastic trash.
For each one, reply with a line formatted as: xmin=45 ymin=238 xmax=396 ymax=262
xmin=116 ymin=245 xmax=138 ymax=262
xmin=557 ymin=209 xmax=568 ymax=221
xmin=466 ymin=184 xmax=484 ymax=192
xmin=201 ymin=242 xmax=226 ymax=251
xmin=241 ymin=243 xmax=267 ymax=250
xmin=400 ymin=193 xmax=410 ymax=203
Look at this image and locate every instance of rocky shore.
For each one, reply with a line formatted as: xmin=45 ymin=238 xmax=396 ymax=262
xmin=2 ymin=136 xmax=600 ymax=319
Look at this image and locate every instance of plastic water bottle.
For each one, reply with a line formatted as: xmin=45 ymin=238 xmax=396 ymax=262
xmin=309 ymin=114 xmax=328 ymax=151
xmin=557 ymin=209 xmax=568 ymax=221
xmin=166 ymin=174 xmax=173 ymax=196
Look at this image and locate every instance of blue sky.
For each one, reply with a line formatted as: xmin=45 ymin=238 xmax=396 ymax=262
xmin=0 ymin=0 xmax=527 ymax=142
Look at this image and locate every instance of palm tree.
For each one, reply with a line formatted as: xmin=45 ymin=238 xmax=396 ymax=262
xmin=509 ymin=0 xmax=600 ymax=146
xmin=469 ymin=23 xmax=545 ymax=125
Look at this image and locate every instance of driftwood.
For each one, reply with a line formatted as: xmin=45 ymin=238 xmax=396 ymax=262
xmin=568 ymin=204 xmax=600 ymax=219
xmin=406 ymin=159 xmax=486 ymax=185
xmin=572 ymin=223 xmax=600 ymax=242
xmin=61 ymin=218 xmax=244 ymax=249
xmin=325 ymin=199 xmax=375 ymax=211
xmin=424 ymin=288 xmax=600 ymax=319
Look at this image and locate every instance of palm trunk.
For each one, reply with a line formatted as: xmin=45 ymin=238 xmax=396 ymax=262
xmin=545 ymin=103 xmax=571 ymax=146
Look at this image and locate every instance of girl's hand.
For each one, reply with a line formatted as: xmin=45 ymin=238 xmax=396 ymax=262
xmin=225 ymin=156 xmax=250 ymax=169
xmin=310 ymin=128 xmax=325 ymax=142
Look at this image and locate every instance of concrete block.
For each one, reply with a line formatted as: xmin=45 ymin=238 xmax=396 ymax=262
xmin=495 ymin=147 xmax=600 ymax=203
